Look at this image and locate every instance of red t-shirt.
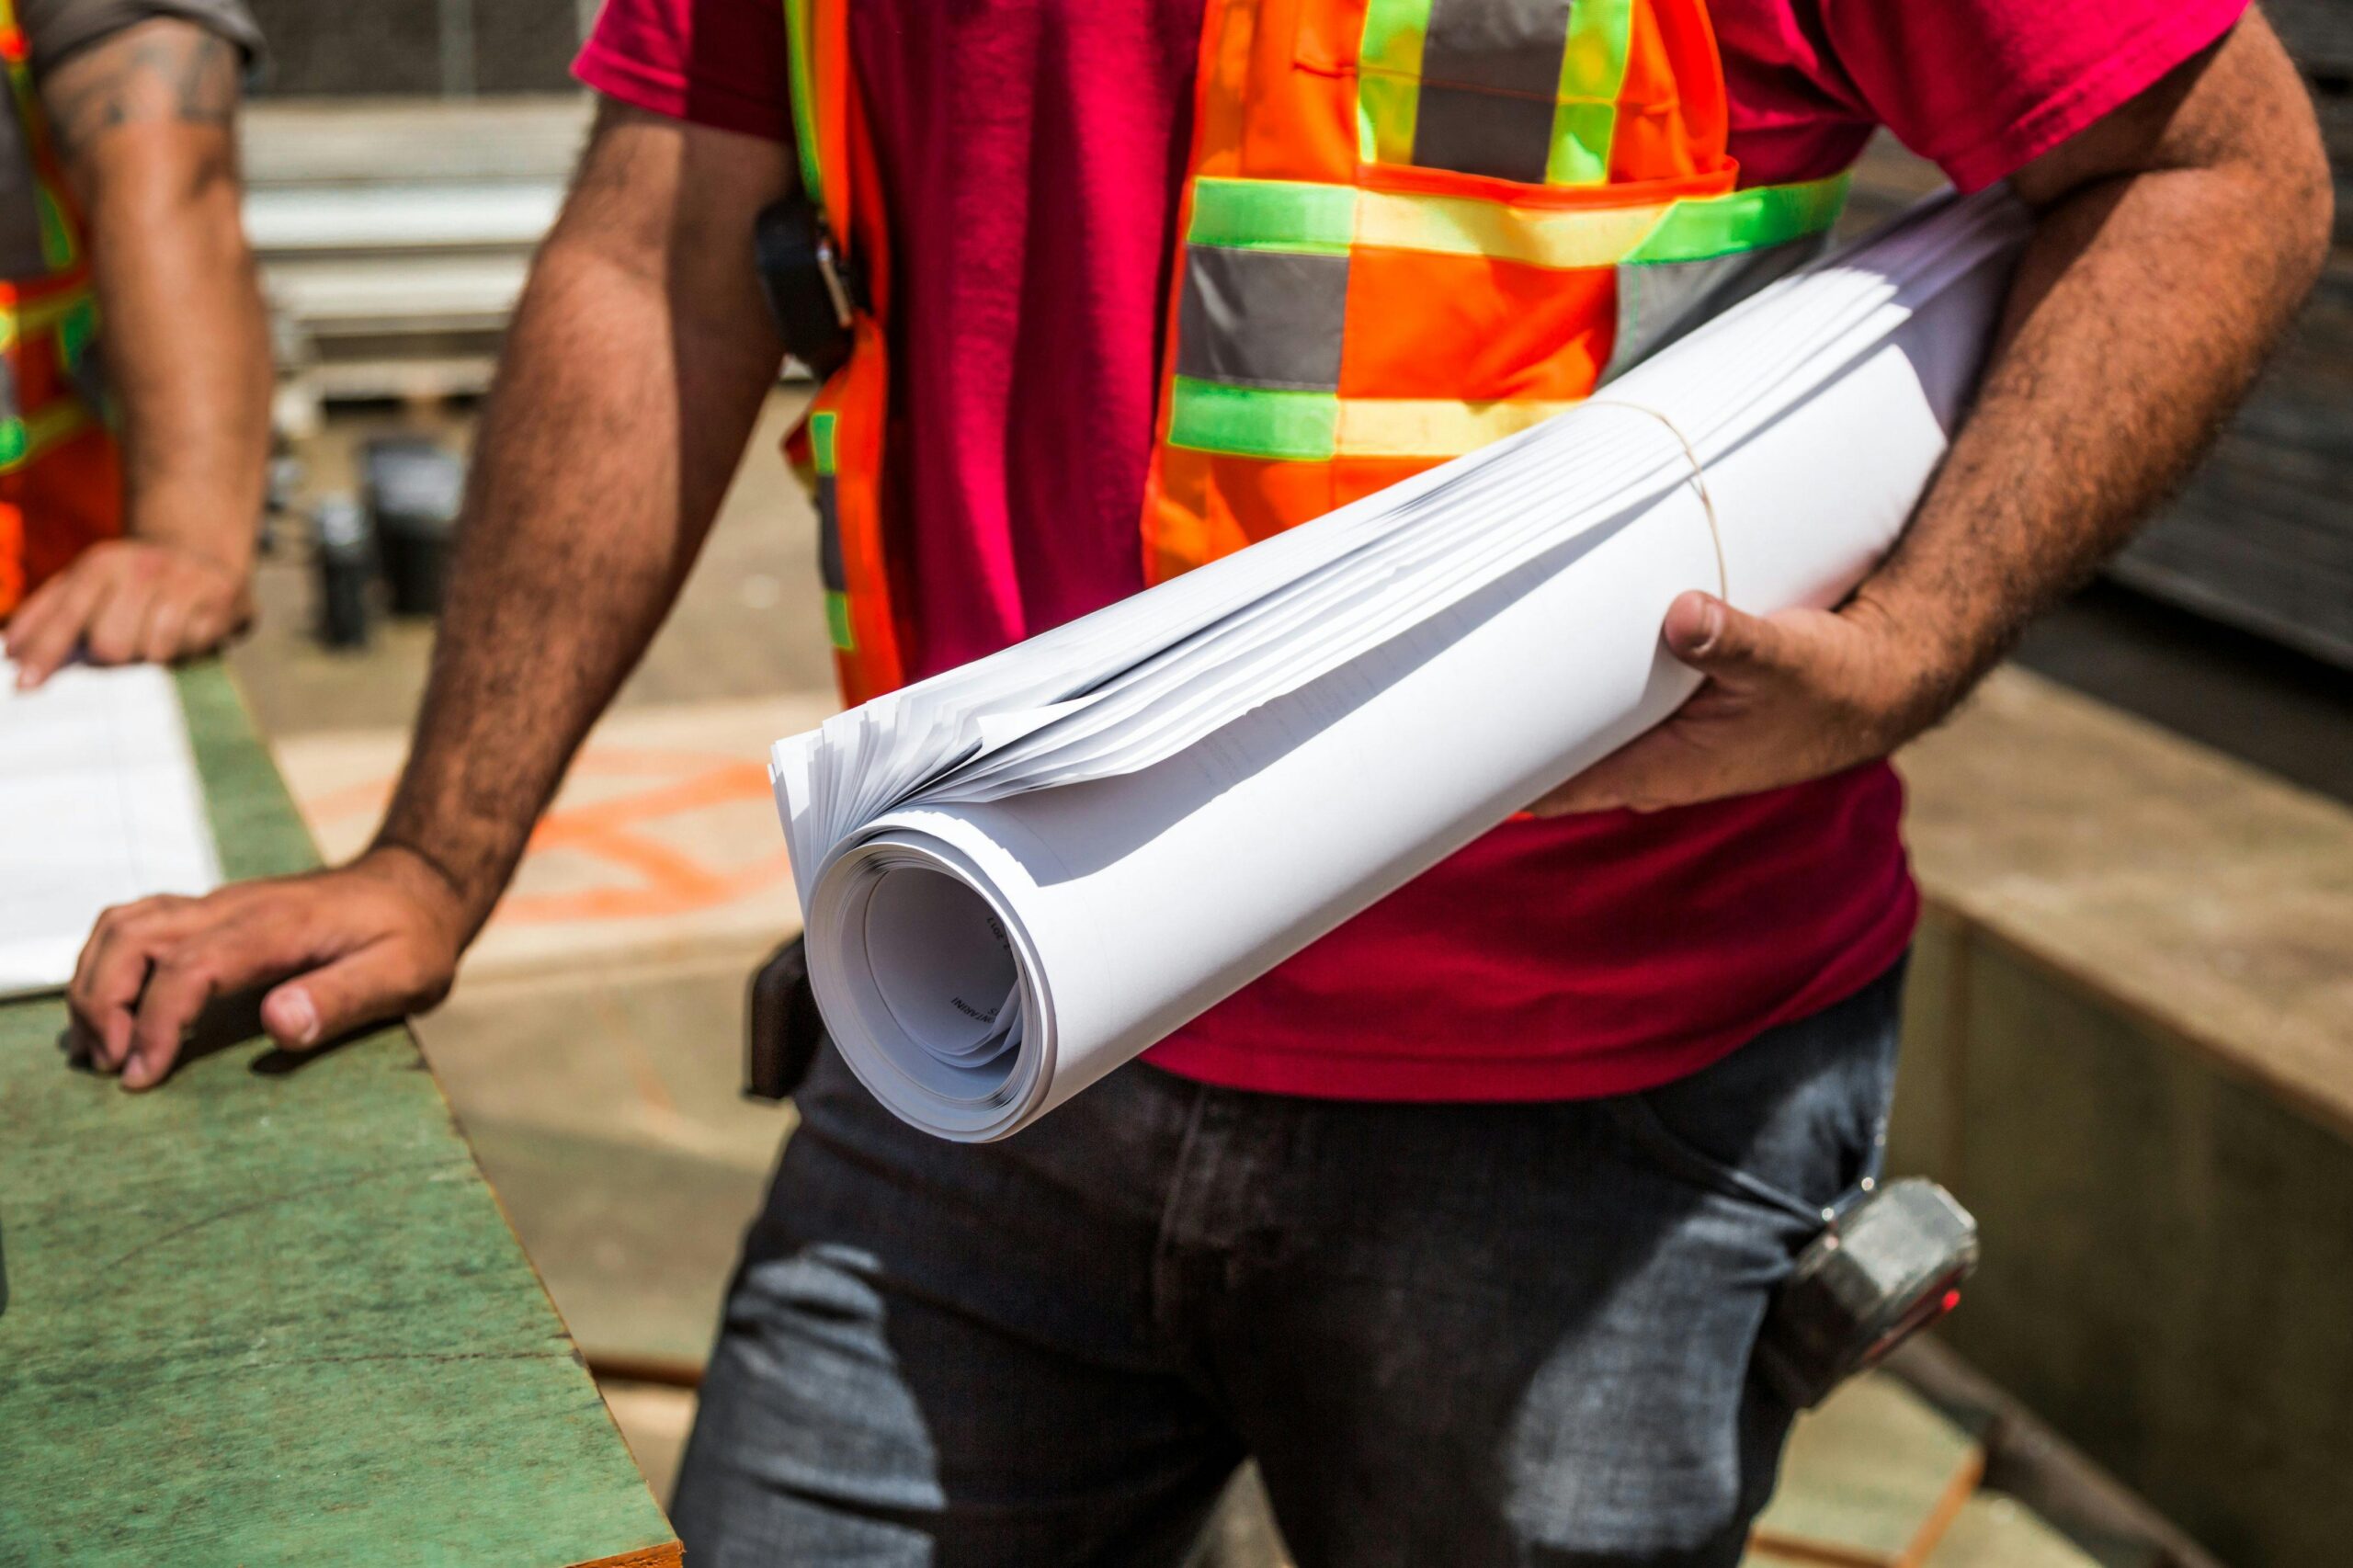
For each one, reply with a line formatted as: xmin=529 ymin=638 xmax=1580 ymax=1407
xmin=579 ymin=0 xmax=2244 ymax=1100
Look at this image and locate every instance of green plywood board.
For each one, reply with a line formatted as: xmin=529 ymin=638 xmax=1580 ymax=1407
xmin=0 ymin=662 xmax=677 ymax=1567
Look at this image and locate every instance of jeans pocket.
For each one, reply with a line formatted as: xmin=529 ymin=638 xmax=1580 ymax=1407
xmin=1603 ymin=962 xmax=1908 ymax=1231
xmin=1606 ymin=1095 xmax=1836 ymax=1230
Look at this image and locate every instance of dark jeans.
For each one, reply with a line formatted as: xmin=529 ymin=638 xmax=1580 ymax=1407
xmin=673 ymin=961 xmax=1905 ymax=1566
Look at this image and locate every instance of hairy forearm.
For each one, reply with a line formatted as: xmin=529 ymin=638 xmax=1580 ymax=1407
xmin=373 ymin=145 xmax=787 ymax=934
xmin=1852 ymin=40 xmax=2330 ymax=729
xmin=47 ymin=20 xmax=268 ymax=562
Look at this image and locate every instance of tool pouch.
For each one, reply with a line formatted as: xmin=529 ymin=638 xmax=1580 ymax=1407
xmin=744 ymin=934 xmax=824 ymax=1102
xmin=1755 ymin=1177 xmax=1978 ymax=1408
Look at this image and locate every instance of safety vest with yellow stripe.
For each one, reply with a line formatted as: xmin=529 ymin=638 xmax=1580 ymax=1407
xmin=784 ymin=0 xmax=1847 ymax=705
xmin=0 ymin=0 xmax=119 ymax=619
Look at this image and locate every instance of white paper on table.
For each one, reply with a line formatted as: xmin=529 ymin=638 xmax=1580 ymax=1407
xmin=0 ymin=660 xmax=221 ymax=996
xmin=772 ymin=187 xmax=2034 ymax=1142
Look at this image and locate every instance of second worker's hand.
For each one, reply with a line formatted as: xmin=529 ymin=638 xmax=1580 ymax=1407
xmin=68 ymin=846 xmax=471 ymax=1091
xmin=1529 ymin=588 xmax=1955 ymax=816
xmin=6 ymin=538 xmax=253 ymax=688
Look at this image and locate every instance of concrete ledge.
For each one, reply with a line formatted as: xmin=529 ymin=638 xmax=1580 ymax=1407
xmin=1891 ymin=668 xmax=2353 ymax=1566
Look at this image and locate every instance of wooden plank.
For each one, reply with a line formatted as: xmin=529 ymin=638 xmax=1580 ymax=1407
xmin=1900 ymin=667 xmax=2353 ymax=1148
xmin=2271 ymin=0 xmax=2353 ymax=75
xmin=2115 ymin=261 xmax=2353 ymax=670
xmin=0 ymin=661 xmax=678 ymax=1568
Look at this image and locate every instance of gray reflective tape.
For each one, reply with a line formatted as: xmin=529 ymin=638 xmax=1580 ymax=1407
xmin=815 ymin=474 xmax=846 ymax=591
xmin=0 ymin=112 xmax=50 ymax=281
xmin=1175 ymin=244 xmax=1350 ymax=392
xmin=1423 ymin=0 xmax=1572 ymax=97
xmin=1412 ymin=0 xmax=1571 ymax=181
xmin=1411 ymin=84 xmax=1557 ymax=183
xmin=1598 ymin=235 xmax=1829 ymax=385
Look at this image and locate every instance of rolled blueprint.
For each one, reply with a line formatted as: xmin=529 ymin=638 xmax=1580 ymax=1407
xmin=773 ymin=189 xmax=2030 ymax=1141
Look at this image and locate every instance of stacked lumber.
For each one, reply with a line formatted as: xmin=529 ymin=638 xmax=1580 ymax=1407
xmin=241 ymin=97 xmax=585 ymax=416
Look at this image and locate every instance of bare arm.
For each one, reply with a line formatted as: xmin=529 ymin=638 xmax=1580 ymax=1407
xmin=1537 ymin=9 xmax=2332 ymax=815
xmin=68 ymin=102 xmax=797 ymax=1087
xmin=373 ymin=102 xmax=795 ymax=932
xmin=4 ymin=18 xmax=271 ymax=685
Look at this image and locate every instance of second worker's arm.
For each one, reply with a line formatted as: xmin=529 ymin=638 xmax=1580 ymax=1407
xmin=4 ymin=17 xmax=270 ymax=687
xmin=68 ymin=102 xmax=799 ymax=1087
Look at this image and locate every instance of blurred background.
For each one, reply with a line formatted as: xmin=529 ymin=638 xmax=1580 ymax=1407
xmin=222 ymin=6 xmax=2351 ymax=1566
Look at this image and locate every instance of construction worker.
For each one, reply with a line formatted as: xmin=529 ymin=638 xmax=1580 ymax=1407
xmin=0 ymin=0 xmax=269 ymax=690
xmin=71 ymin=0 xmax=2327 ymax=1562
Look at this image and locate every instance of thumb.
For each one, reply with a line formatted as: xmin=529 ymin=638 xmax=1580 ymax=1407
xmin=1661 ymin=592 xmax=1787 ymax=679
xmin=260 ymin=943 xmax=429 ymax=1051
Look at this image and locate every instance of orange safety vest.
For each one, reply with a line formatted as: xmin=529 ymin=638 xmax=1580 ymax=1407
xmin=784 ymin=0 xmax=1848 ymax=706
xmin=0 ymin=0 xmax=119 ymax=620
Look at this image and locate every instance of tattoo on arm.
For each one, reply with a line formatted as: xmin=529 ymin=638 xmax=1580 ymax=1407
xmin=40 ymin=22 xmax=239 ymax=160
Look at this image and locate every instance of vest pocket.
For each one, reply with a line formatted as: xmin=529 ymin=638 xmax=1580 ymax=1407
xmin=1297 ymin=0 xmax=1649 ymax=189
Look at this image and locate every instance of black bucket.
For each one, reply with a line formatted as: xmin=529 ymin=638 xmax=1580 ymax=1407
xmin=314 ymin=494 xmax=374 ymax=650
xmin=365 ymin=436 xmax=464 ymax=618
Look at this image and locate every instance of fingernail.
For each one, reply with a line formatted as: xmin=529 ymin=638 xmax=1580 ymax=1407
xmin=277 ymin=989 xmax=321 ymax=1048
xmin=120 ymin=1052 xmax=151 ymax=1089
xmin=1693 ymin=597 xmax=1725 ymax=653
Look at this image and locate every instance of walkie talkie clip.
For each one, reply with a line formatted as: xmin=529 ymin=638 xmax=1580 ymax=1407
xmin=744 ymin=934 xmax=824 ymax=1103
xmin=753 ymin=192 xmax=865 ymax=382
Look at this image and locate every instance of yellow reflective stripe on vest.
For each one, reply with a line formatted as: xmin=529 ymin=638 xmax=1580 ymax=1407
xmin=1355 ymin=0 xmax=1430 ymax=169
xmin=0 ymin=284 xmax=95 ymax=350
xmin=1337 ymin=394 xmax=1580 ymax=458
xmin=1167 ymin=378 xmax=1576 ymax=462
xmin=1358 ymin=186 xmax=1664 ymax=268
xmin=779 ymin=0 xmax=828 ymax=215
xmin=0 ymin=398 xmax=93 ymax=472
xmin=1187 ymin=171 xmax=1849 ymax=268
xmin=1549 ymin=0 xmax=1635 ymax=186
xmin=1624 ymin=175 xmax=1850 ymax=262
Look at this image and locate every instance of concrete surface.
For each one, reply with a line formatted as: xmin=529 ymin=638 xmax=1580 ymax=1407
xmin=598 ymin=1381 xmax=698 ymax=1507
xmin=1927 ymin=1497 xmax=2106 ymax=1568
xmin=1747 ymin=1376 xmax=1983 ymax=1565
